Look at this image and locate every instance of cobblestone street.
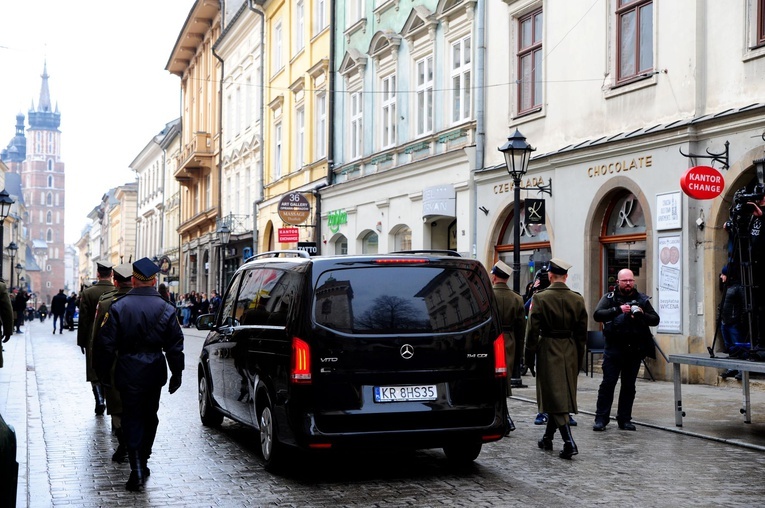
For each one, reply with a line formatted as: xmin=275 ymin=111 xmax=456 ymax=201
xmin=2 ymin=319 xmax=765 ymax=507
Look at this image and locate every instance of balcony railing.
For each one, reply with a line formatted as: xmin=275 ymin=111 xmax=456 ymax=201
xmin=175 ymin=132 xmax=214 ymax=181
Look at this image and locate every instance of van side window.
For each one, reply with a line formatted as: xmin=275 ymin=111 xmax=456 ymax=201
xmin=220 ymin=271 xmax=243 ymax=326
xmin=236 ymin=268 xmax=289 ymax=326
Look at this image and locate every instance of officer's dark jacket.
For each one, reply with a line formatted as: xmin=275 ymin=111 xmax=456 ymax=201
xmin=94 ymin=286 xmax=184 ymax=393
xmin=593 ymin=287 xmax=660 ymax=358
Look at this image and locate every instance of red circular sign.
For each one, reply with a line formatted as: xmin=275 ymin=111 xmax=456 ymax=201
xmin=680 ymin=165 xmax=724 ymax=200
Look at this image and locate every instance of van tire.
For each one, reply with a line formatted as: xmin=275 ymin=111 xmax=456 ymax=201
xmin=198 ymin=374 xmax=224 ymax=427
xmin=259 ymin=404 xmax=284 ymax=472
xmin=443 ymin=442 xmax=482 ymax=463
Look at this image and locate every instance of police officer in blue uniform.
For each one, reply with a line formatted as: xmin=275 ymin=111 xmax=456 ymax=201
xmin=94 ymin=257 xmax=184 ymax=492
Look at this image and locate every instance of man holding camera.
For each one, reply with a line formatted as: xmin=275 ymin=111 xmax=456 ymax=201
xmin=592 ymin=269 xmax=660 ymax=432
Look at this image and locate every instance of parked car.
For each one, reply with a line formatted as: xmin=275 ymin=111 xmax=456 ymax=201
xmin=196 ymin=250 xmax=508 ymax=471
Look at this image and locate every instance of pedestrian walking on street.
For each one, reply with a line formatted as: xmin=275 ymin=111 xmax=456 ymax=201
xmin=50 ymin=289 xmax=68 ymax=334
xmin=94 ymin=257 xmax=184 ymax=492
xmin=592 ymin=268 xmax=660 ymax=432
xmin=12 ymin=287 xmax=29 ymax=333
xmin=0 ymin=280 xmax=15 ymax=369
xmin=78 ymin=262 xmax=115 ymax=416
xmin=65 ymin=291 xmax=77 ymax=331
xmin=490 ymin=260 xmax=525 ymax=435
xmin=524 ymin=258 xmax=587 ymax=459
xmin=91 ymin=263 xmax=134 ymax=464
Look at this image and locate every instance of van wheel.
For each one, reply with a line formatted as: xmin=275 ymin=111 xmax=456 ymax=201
xmin=198 ymin=375 xmax=223 ymax=427
xmin=443 ymin=442 xmax=482 ymax=463
xmin=259 ymin=404 xmax=284 ymax=471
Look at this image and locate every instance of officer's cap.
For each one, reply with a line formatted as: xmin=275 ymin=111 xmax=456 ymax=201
xmin=113 ymin=263 xmax=134 ymax=282
xmin=132 ymin=257 xmax=160 ymax=281
xmin=548 ymin=257 xmax=572 ymax=275
xmin=96 ymin=261 xmax=113 ymax=275
xmin=491 ymin=260 xmax=513 ymax=279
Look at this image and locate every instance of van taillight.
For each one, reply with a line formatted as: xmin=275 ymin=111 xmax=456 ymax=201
xmin=494 ymin=334 xmax=507 ymax=378
xmin=291 ymin=337 xmax=312 ymax=384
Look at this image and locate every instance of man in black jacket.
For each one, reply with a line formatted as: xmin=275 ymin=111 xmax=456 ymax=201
xmin=50 ymin=289 xmax=68 ymax=334
xmin=592 ymin=269 xmax=660 ymax=432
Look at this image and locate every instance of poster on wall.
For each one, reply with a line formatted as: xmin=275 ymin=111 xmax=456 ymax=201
xmin=657 ymin=235 xmax=682 ymax=333
xmin=656 ymin=191 xmax=681 ymax=230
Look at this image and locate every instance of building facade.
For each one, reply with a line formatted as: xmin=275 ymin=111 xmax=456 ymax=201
xmin=474 ymin=0 xmax=765 ymax=383
xmin=257 ymin=0 xmax=331 ymax=256
xmin=166 ymin=0 xmax=222 ymax=296
xmin=319 ymin=0 xmax=478 ymax=257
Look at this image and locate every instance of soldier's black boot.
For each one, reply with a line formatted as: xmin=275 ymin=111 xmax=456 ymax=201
xmin=112 ymin=427 xmax=128 ymax=463
xmin=125 ymin=450 xmax=145 ymax=492
xmin=92 ymin=384 xmax=106 ymax=415
xmin=538 ymin=419 xmax=556 ymax=450
xmin=558 ymin=423 xmax=578 ymax=459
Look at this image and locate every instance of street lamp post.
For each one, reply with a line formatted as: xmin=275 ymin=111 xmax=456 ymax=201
xmin=0 ymin=189 xmax=15 ymax=284
xmin=498 ymin=129 xmax=535 ymax=387
xmin=498 ymin=129 xmax=535 ymax=293
xmin=15 ymin=263 xmax=23 ymax=291
xmin=217 ymin=223 xmax=231 ymax=293
xmin=6 ymin=242 xmax=18 ymax=288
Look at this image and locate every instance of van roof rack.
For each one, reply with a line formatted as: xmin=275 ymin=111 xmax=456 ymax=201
xmin=245 ymin=250 xmax=310 ymax=263
xmin=390 ymin=250 xmax=462 ymax=257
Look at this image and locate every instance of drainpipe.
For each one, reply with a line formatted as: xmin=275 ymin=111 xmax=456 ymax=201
xmin=212 ymin=18 xmax=225 ymax=293
xmin=248 ymin=0 xmax=266 ymax=255
xmin=471 ymin=0 xmax=486 ymax=260
xmin=315 ymin=0 xmax=337 ymax=255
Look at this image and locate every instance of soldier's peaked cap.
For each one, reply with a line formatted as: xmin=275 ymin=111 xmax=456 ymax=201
xmin=113 ymin=263 xmax=133 ymax=281
xmin=491 ymin=260 xmax=513 ymax=279
xmin=548 ymin=257 xmax=572 ymax=275
xmin=132 ymin=257 xmax=160 ymax=281
xmin=96 ymin=261 xmax=113 ymax=272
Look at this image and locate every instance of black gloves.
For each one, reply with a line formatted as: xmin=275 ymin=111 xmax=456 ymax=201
xmin=169 ymin=373 xmax=182 ymax=394
xmin=80 ymin=346 xmax=86 ymax=354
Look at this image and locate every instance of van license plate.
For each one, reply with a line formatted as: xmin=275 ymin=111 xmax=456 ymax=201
xmin=374 ymin=385 xmax=437 ymax=402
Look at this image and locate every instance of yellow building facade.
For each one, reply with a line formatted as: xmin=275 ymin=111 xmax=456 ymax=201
xmin=258 ymin=0 xmax=331 ymax=252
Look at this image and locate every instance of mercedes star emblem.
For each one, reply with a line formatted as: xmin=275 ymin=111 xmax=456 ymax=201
xmin=400 ymin=344 xmax=414 ymax=360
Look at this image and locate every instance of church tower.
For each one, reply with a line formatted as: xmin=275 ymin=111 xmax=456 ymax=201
xmin=22 ymin=62 xmax=65 ymax=302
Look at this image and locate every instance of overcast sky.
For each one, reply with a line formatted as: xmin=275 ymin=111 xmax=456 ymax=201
xmin=0 ymin=0 xmax=193 ymax=244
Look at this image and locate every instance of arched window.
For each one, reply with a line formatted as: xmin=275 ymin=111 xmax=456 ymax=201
xmin=361 ymin=231 xmax=378 ymax=254
xmin=393 ymin=226 xmax=412 ymax=251
xmin=46 ymin=229 xmax=53 ymax=242
xmin=47 ymin=159 xmax=53 ymax=171
xmin=47 ymin=175 xmax=53 ymax=187
xmin=600 ymin=191 xmax=647 ymax=293
xmin=495 ymin=201 xmax=551 ymax=293
xmin=46 ymin=192 xmax=53 ymax=206
xmin=334 ymin=234 xmax=348 ymax=255
xmin=46 ymin=211 xmax=52 ymax=224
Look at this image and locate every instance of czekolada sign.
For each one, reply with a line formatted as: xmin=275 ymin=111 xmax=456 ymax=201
xmin=680 ymin=165 xmax=724 ymax=200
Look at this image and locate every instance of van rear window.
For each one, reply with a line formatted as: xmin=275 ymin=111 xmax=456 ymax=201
xmin=313 ymin=265 xmax=492 ymax=334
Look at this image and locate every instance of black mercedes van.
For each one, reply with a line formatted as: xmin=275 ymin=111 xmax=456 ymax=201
xmin=196 ymin=250 xmax=507 ymax=471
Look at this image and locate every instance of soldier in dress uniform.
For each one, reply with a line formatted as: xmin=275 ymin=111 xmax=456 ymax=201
xmin=78 ymin=261 xmax=115 ymax=415
xmin=94 ymin=257 xmax=184 ymax=492
xmin=524 ymin=258 xmax=587 ymax=459
xmin=91 ymin=263 xmax=133 ymax=463
xmin=490 ymin=260 xmax=525 ymax=434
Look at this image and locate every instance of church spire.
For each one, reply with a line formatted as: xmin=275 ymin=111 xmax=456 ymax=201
xmin=38 ymin=60 xmax=52 ymax=113
xmin=28 ymin=61 xmax=60 ymax=131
